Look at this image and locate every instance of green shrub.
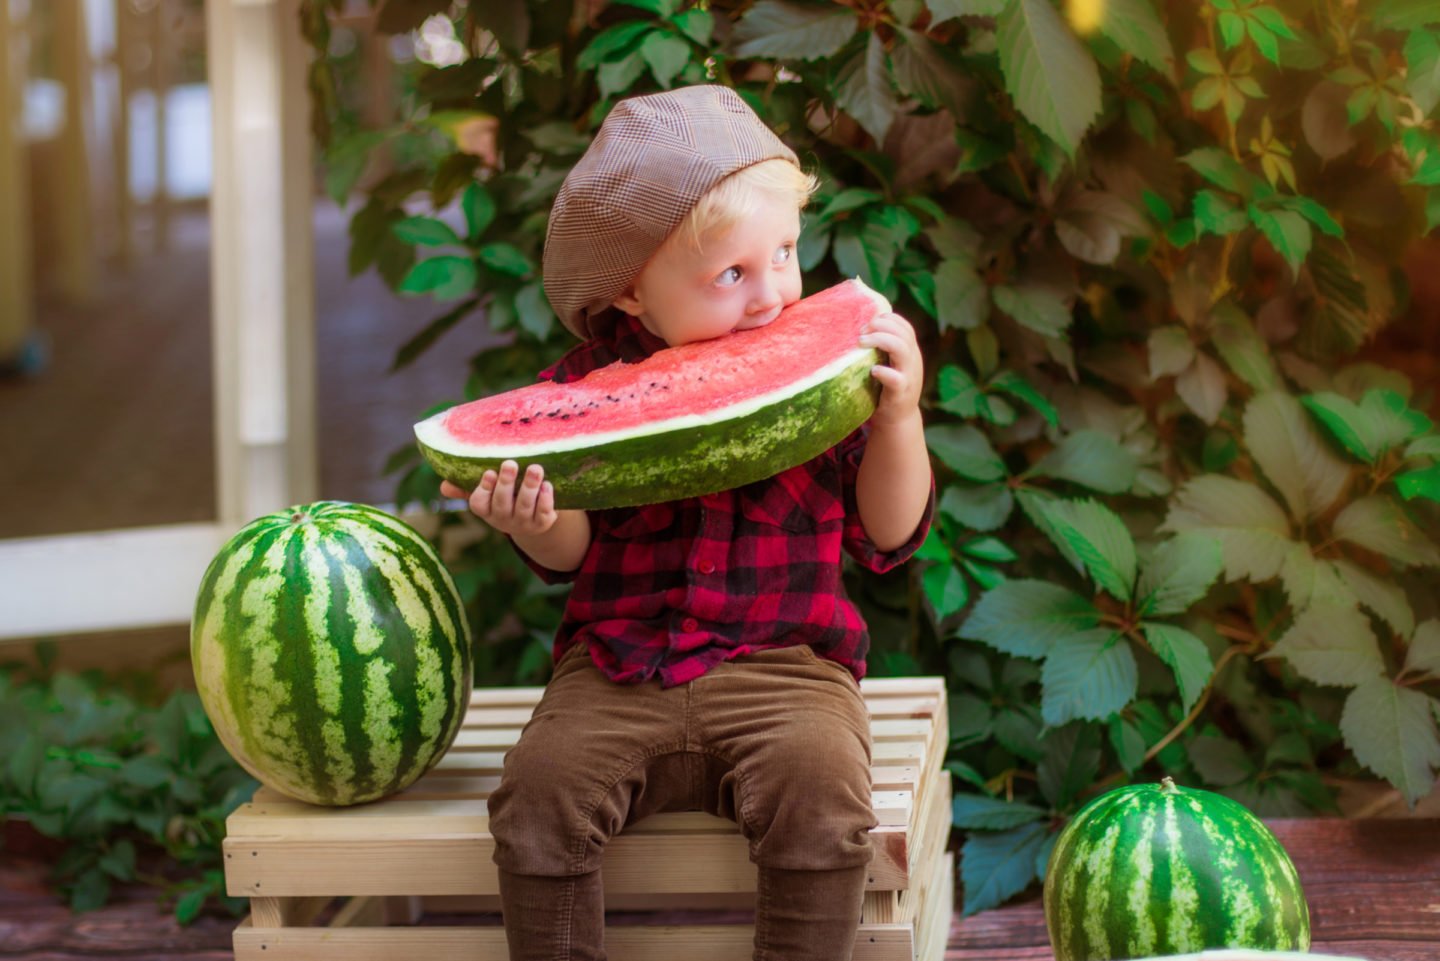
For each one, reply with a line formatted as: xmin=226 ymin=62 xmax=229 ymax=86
xmin=302 ymin=0 xmax=1440 ymax=913
xmin=0 ymin=646 xmax=256 ymax=922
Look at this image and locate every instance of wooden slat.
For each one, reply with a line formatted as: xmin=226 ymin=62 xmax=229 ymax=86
xmin=234 ymin=916 xmax=918 ymax=961
xmin=224 ymin=827 xmax=913 ymax=899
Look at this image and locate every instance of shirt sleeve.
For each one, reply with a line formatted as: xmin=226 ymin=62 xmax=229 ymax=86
xmin=507 ymin=533 xmax=585 ymax=585
xmin=837 ymin=424 xmax=937 ymax=574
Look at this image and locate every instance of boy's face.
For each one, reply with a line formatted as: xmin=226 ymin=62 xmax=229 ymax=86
xmin=612 ymin=197 xmax=803 ymax=347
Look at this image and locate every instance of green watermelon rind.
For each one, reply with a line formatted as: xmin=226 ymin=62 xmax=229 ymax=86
xmin=1043 ymin=780 xmax=1311 ymax=961
xmin=417 ymin=348 xmax=882 ymax=509
xmin=191 ymin=501 xmax=473 ymax=807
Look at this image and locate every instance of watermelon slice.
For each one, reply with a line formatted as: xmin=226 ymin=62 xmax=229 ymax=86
xmin=414 ymin=278 xmax=890 ymax=509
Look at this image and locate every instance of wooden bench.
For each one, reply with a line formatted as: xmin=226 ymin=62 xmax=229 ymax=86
xmin=222 ymin=675 xmax=953 ymax=961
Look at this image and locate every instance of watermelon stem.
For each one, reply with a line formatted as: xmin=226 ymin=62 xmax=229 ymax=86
xmin=1160 ymin=776 xmax=1178 ymax=793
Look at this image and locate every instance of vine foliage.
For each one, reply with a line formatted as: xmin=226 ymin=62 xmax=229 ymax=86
xmin=302 ymin=0 xmax=1440 ymax=913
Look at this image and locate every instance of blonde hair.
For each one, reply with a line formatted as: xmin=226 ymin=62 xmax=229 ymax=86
xmin=668 ymin=158 xmax=819 ymax=255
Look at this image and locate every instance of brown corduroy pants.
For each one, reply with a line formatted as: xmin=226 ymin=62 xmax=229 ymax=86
xmin=487 ymin=642 xmax=877 ymax=961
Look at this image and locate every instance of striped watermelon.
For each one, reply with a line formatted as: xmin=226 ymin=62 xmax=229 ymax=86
xmin=190 ymin=502 xmax=473 ymax=806
xmin=1044 ymin=777 xmax=1310 ymax=960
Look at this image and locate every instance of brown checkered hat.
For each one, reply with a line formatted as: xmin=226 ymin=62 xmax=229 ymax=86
xmin=542 ymin=85 xmax=800 ymax=339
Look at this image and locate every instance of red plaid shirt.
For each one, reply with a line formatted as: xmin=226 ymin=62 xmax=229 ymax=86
xmin=511 ymin=313 xmax=935 ymax=688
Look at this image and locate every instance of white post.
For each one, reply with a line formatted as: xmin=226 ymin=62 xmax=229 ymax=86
xmin=0 ymin=0 xmax=34 ymax=359
xmin=52 ymin=0 xmax=97 ymax=305
xmin=207 ymin=0 xmax=317 ymax=529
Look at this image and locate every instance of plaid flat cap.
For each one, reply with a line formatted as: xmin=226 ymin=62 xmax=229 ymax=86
xmin=542 ymin=84 xmax=800 ymax=340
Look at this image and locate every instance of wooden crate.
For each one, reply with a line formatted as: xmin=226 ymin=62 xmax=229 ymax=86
xmin=223 ymin=675 xmax=953 ymax=961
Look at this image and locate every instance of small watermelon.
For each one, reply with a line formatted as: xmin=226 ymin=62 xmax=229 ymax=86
xmin=413 ymin=278 xmax=889 ymax=508
xmin=191 ymin=502 xmax=473 ymax=806
xmin=1044 ymin=777 xmax=1310 ymax=960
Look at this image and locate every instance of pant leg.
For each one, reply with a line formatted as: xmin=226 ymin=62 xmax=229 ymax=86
xmin=691 ymin=645 xmax=876 ymax=961
xmin=488 ymin=644 xmax=700 ymax=960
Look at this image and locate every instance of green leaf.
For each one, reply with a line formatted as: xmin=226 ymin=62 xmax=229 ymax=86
xmin=392 ymin=216 xmax=461 ymax=247
xmin=640 ymin=31 xmax=691 ymax=88
xmin=1210 ymin=301 xmax=1280 ymax=391
xmin=1406 ymin=620 xmax=1440 ymax=678
xmin=731 ymin=0 xmax=859 ymax=59
xmin=1243 ymin=391 xmax=1350 ymax=521
xmin=1040 ymin=499 xmax=1138 ymax=601
xmin=924 ymin=562 xmax=971 ymax=619
xmin=994 ymin=704 xmax=1045 ymax=761
xmin=834 ymin=32 xmax=898 ymax=143
xmin=1248 ymin=204 xmax=1312 ymax=278
xmin=929 ymin=0 xmax=1006 ymax=19
xmin=1188 ymin=734 xmax=1256 ymax=786
xmin=988 ymin=371 xmax=1060 ymax=428
xmin=1037 ymin=723 xmax=1102 ymax=809
xmin=996 ymin=0 xmax=1102 ymax=157
xmin=926 ymin=424 xmax=1007 ymax=482
xmin=1333 ymin=496 xmax=1440 ymax=567
xmin=1028 ymin=430 xmax=1139 ymax=495
xmin=1136 ymin=534 xmax=1223 ymax=617
xmin=577 ymin=20 xmax=654 ymax=69
xmin=1301 ymin=392 xmax=1379 ymax=462
xmin=514 ymin=282 xmax=555 ymax=340
xmin=951 ymin=793 xmax=1048 ymax=830
xmin=1109 ymin=715 xmax=1149 ymax=774
xmin=1266 ymin=601 xmax=1385 ymax=686
xmin=892 ymin=26 xmax=973 ymax=117
xmin=935 ymin=258 xmax=991 ymax=331
xmin=1143 ymin=622 xmax=1214 ymax=715
xmin=961 ymin=536 xmax=1018 ymax=564
xmin=598 ymin=53 xmax=647 ymax=98
xmin=1192 ymin=189 xmax=1249 ymax=237
xmin=398 ymin=256 xmax=478 ymax=301
xmin=960 ymin=822 xmax=1049 ymax=917
xmin=1332 ymin=558 xmax=1416 ymax=639
xmin=461 ymin=184 xmax=495 ymax=241
xmin=992 ymin=285 xmax=1072 ymax=338
xmin=1340 ymin=675 xmax=1440 ymax=808
xmin=477 ymin=242 xmax=534 ymax=277
xmin=940 ymin=482 xmax=1015 ymax=532
xmin=1397 ymin=463 xmax=1440 ymax=502
xmin=175 ymin=887 xmax=208 ymax=926
xmin=1276 ymin=195 xmax=1345 ymax=238
xmin=1376 ymin=0 xmax=1440 ymax=31
xmin=1041 ymin=630 xmax=1138 ymax=726
xmin=1160 ymin=476 xmax=1293 ymax=583
xmin=672 ymin=8 xmax=714 ymax=45
xmin=1148 ymin=325 xmax=1196 ymax=379
xmin=1364 ymin=389 xmax=1433 ymax=448
xmin=1415 ymin=29 xmax=1440 ymax=117
xmin=1097 ymin=0 xmax=1175 ymax=79
xmin=1181 ymin=147 xmax=1262 ymax=195
xmin=959 ymin=580 xmax=1099 ymax=658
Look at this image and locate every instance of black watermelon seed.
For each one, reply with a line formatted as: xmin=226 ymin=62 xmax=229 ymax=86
xmin=519 ymin=417 xmax=530 ymax=424
xmin=501 ymin=420 xmax=512 ymax=426
xmin=561 ymin=414 xmax=571 ymax=420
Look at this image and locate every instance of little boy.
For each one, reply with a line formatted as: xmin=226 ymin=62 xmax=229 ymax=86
xmin=440 ymin=84 xmax=934 ymax=961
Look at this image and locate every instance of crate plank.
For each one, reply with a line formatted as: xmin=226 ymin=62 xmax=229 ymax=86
xmin=233 ymin=916 xmax=919 ymax=961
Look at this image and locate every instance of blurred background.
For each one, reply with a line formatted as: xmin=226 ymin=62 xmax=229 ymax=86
xmin=0 ymin=0 xmax=475 ymax=681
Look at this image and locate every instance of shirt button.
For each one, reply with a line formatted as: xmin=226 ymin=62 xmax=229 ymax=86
xmin=682 ymin=617 xmax=699 ymax=632
xmin=698 ymin=560 xmax=716 ymax=574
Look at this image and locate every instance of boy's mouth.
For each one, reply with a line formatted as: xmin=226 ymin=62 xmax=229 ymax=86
xmin=736 ymin=307 xmax=781 ymax=331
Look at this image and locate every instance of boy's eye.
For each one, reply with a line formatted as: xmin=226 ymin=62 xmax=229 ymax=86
xmin=774 ymin=244 xmax=794 ymax=264
xmin=717 ymin=266 xmax=742 ymax=287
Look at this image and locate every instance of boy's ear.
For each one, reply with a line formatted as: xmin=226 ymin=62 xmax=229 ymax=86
xmin=612 ymin=287 xmax=644 ymax=316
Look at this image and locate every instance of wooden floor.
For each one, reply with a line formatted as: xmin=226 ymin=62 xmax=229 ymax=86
xmin=3 ymin=818 xmax=1437 ymax=960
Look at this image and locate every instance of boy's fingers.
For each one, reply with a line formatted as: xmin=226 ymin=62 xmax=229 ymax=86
xmin=439 ymin=480 xmax=468 ymax=500
xmin=515 ymin=465 xmax=543 ymax=516
xmin=471 ymin=469 xmax=498 ymax=515
xmin=537 ymin=480 xmax=556 ymax=520
xmin=491 ymin=462 xmax=519 ymax=515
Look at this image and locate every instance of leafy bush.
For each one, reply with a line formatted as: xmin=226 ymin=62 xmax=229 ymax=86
xmin=302 ymin=0 xmax=1440 ymax=914
xmin=0 ymin=646 xmax=256 ymax=922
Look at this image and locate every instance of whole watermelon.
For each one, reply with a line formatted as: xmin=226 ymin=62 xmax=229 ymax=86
xmin=1044 ymin=777 xmax=1310 ymax=960
xmin=191 ymin=502 xmax=472 ymax=806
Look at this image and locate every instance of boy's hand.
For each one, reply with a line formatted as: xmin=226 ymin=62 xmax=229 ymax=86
xmin=859 ymin=311 xmax=924 ymax=428
xmin=440 ymin=461 xmax=559 ymax=536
